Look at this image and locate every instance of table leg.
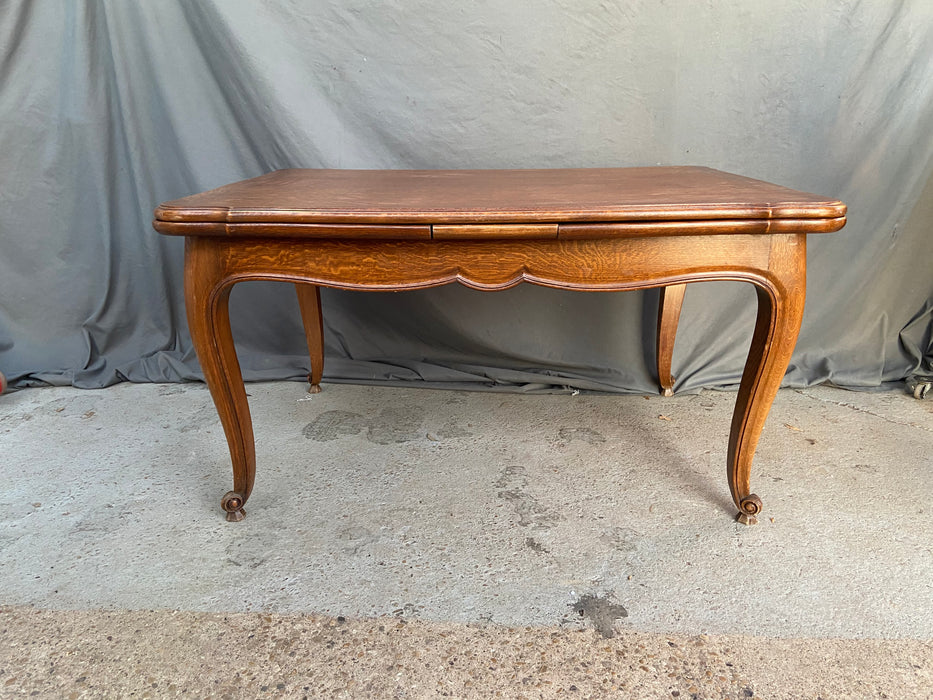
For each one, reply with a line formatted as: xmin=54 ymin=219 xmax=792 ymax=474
xmin=180 ymin=233 xmax=805 ymax=524
xmin=295 ymin=284 xmax=325 ymax=394
xmin=184 ymin=238 xmax=255 ymax=522
xmin=656 ymin=283 xmax=686 ymax=396
xmin=727 ymin=237 xmax=806 ymax=524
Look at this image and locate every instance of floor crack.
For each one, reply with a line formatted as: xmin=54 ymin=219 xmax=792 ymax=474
xmin=794 ymin=389 xmax=933 ymax=433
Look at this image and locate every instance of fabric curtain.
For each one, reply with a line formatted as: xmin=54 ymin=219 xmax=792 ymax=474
xmin=2 ymin=0 xmax=931 ymax=393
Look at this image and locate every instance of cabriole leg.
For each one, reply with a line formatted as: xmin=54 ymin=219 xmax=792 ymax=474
xmin=727 ymin=236 xmax=806 ymax=525
xmin=184 ymin=237 xmax=256 ymax=522
xmin=296 ymin=283 xmax=325 ymax=394
xmin=657 ymin=283 xmax=686 ymax=396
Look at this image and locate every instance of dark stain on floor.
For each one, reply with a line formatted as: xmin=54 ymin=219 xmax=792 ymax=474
xmin=557 ymin=426 xmax=606 ymax=445
xmin=525 ymin=537 xmax=549 ymax=554
xmin=599 ymin=526 xmax=641 ymax=554
xmin=572 ymin=593 xmax=629 ymax=638
xmin=302 ymin=410 xmax=367 ymax=441
xmin=494 ymin=465 xmax=563 ymax=529
xmin=366 ymin=406 xmax=425 ymax=445
xmin=302 ymin=407 xmax=425 ymax=444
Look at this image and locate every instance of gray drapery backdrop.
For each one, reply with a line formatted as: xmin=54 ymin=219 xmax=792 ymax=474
xmin=2 ymin=1 xmax=932 ymax=393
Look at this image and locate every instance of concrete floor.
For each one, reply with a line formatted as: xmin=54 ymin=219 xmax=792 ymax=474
xmin=1 ymin=381 xmax=931 ymax=697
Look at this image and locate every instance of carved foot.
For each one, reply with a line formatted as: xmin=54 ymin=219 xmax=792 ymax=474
xmin=736 ymin=494 xmax=762 ymax=526
xmin=221 ymin=491 xmax=246 ymax=522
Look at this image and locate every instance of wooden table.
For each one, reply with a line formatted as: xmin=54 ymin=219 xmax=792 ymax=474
xmin=153 ymin=167 xmax=846 ymax=524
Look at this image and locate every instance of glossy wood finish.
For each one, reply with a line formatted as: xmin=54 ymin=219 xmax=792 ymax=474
xmin=183 ymin=237 xmax=255 ymax=522
xmin=155 ymin=167 xmax=847 ymax=228
xmin=657 ymin=283 xmax=686 ymax=396
xmin=295 ymin=284 xmax=325 ymax=393
xmin=156 ymin=168 xmax=846 ymax=524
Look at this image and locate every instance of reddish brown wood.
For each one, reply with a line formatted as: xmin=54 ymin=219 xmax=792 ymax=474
xmin=191 ymin=235 xmax=773 ymax=292
xmin=153 ymin=221 xmax=432 ymax=239
xmin=657 ymin=284 xmax=686 ymax=396
xmin=183 ymin=237 xmax=254 ymax=522
xmin=155 ymin=167 xmax=847 ymax=227
xmin=433 ymin=224 xmax=558 ymax=239
xmin=295 ymin=284 xmax=325 ymax=393
xmin=727 ymin=234 xmax=808 ymax=525
xmin=558 ymin=217 xmax=846 ymax=238
xmin=156 ymin=167 xmax=846 ymax=524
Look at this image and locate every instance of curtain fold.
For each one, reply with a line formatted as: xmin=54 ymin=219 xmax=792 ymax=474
xmin=1 ymin=0 xmax=931 ymax=392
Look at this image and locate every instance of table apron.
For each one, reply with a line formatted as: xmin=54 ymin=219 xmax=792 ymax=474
xmin=188 ymin=233 xmax=803 ymax=294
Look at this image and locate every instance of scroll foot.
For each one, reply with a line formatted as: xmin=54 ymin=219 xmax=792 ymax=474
xmin=736 ymin=494 xmax=762 ymax=526
xmin=221 ymin=491 xmax=247 ymax=522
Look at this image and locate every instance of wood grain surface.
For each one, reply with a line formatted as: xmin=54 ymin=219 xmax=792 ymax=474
xmin=154 ymin=167 xmax=846 ymax=230
xmin=158 ymin=167 xmax=845 ymax=524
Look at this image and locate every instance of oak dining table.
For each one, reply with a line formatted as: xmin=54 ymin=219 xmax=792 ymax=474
xmin=153 ymin=167 xmax=846 ymax=525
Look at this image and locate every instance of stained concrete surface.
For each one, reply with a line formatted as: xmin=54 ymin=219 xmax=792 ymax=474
xmin=1 ymin=381 xmax=931 ymax=696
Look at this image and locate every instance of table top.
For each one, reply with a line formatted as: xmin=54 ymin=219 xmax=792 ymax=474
xmin=153 ymin=167 xmax=846 ymax=237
